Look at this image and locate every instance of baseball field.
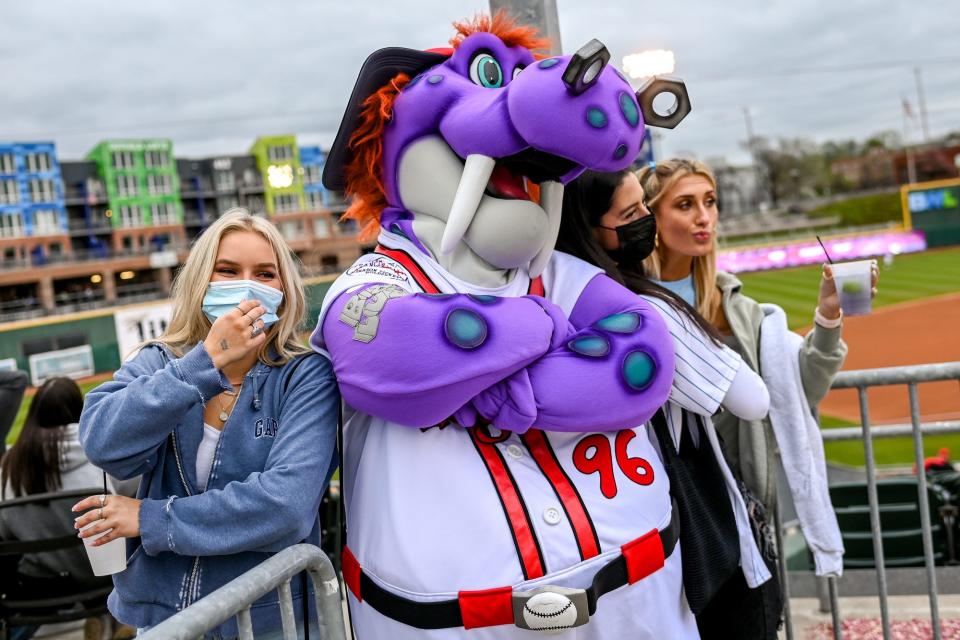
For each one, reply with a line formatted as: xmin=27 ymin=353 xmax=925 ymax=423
xmin=737 ymin=246 xmax=960 ymax=466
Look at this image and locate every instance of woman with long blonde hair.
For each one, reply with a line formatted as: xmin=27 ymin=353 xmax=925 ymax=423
xmin=636 ymin=159 xmax=879 ymax=639
xmin=72 ymin=208 xmax=339 ymax=637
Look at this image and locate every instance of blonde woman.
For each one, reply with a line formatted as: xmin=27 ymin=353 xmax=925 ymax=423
xmin=72 ymin=208 xmax=339 ymax=637
xmin=637 ymin=159 xmax=878 ymax=638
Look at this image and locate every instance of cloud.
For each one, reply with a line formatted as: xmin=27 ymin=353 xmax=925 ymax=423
xmin=1 ymin=0 xmax=957 ymax=164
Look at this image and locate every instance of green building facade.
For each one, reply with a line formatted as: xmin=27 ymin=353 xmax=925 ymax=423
xmin=249 ymin=135 xmax=305 ymax=215
xmin=86 ymin=139 xmax=183 ymax=228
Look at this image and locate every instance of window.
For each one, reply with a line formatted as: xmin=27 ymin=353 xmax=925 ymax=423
xmin=119 ymin=205 xmax=140 ymax=228
xmin=150 ymin=202 xmax=178 ymax=225
xmin=305 ymin=190 xmax=325 ymax=211
xmin=144 ymin=150 xmax=169 ymax=168
xmin=274 ymin=193 xmax=299 ymax=213
xmin=146 ymin=173 xmax=173 ymax=195
xmin=33 ymin=210 xmax=61 ymax=235
xmin=214 ymin=170 xmax=236 ymax=192
xmin=111 ymin=151 xmax=135 ymax=170
xmin=313 ymin=217 xmax=330 ymax=238
xmin=24 ymin=152 xmax=52 ymax=173
xmin=0 ymin=179 xmax=18 ymax=205
xmin=29 ymin=178 xmax=56 ymax=203
xmin=116 ymin=175 xmax=138 ymax=198
xmin=0 ymin=153 xmax=14 ymax=174
xmin=245 ymin=196 xmax=265 ymax=215
xmin=0 ymin=213 xmax=24 ymax=238
xmin=281 ymin=221 xmax=300 ymax=240
xmin=217 ymin=195 xmax=239 ymax=214
xmin=303 ymin=165 xmax=322 ymax=185
xmin=267 ymin=145 xmax=294 ymax=162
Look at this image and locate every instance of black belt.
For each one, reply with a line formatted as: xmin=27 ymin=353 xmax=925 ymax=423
xmin=344 ymin=504 xmax=680 ymax=631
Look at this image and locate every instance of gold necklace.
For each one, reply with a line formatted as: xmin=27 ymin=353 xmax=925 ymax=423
xmin=217 ymin=380 xmax=244 ymax=423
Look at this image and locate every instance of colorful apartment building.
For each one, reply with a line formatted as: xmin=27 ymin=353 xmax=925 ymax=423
xmin=0 ymin=135 xmax=360 ymax=323
xmin=249 ymin=135 xmax=305 ymax=215
xmin=86 ymin=139 xmax=186 ymax=252
xmin=0 ymin=141 xmax=69 ymax=265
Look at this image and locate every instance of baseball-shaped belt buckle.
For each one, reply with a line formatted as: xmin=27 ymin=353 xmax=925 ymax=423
xmin=512 ymin=586 xmax=589 ymax=633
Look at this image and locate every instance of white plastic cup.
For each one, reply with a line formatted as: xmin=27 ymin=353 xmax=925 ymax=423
xmin=831 ymin=259 xmax=873 ymax=316
xmin=78 ymin=519 xmax=127 ymax=576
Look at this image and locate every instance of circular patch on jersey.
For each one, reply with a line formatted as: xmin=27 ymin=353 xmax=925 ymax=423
xmin=622 ymin=351 xmax=656 ymax=391
xmin=567 ymin=335 xmax=610 ymax=358
xmin=445 ymin=309 xmax=488 ymax=350
xmin=594 ymin=312 xmax=641 ymax=333
xmin=469 ymin=294 xmax=498 ymax=305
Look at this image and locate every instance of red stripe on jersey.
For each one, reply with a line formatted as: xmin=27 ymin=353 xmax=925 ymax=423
xmin=527 ymin=276 xmax=544 ymax=296
xmin=375 ymin=246 xmax=441 ymax=294
xmin=468 ymin=429 xmax=546 ymax=580
xmin=521 ymin=429 xmax=601 ymax=561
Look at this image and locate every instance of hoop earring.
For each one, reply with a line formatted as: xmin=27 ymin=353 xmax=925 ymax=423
xmin=654 ymin=231 xmax=659 ymax=249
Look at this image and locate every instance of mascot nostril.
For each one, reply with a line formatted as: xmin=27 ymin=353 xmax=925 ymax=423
xmin=561 ymin=39 xmax=610 ymax=95
xmin=311 ymin=14 xmax=698 ymax=637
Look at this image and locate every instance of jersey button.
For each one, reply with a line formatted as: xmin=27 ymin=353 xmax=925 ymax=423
xmin=506 ymin=444 xmax=524 ymax=459
xmin=543 ymin=507 xmax=563 ymax=525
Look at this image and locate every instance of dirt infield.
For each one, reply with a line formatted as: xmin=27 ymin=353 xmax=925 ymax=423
xmin=817 ymin=293 xmax=960 ymax=425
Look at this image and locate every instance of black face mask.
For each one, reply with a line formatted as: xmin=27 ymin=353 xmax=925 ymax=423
xmin=599 ymin=214 xmax=658 ymax=264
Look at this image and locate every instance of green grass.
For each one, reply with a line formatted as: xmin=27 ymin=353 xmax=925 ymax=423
xmin=737 ymin=247 xmax=960 ymax=330
xmin=807 ymin=191 xmax=903 ymax=226
xmin=821 ymin=415 xmax=960 ymax=467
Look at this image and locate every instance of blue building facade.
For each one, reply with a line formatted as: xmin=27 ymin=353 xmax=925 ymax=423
xmin=299 ymin=146 xmax=328 ymax=210
xmin=0 ymin=141 xmax=68 ymax=242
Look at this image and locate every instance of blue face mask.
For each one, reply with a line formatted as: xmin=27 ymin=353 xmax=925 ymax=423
xmin=202 ymin=280 xmax=284 ymax=326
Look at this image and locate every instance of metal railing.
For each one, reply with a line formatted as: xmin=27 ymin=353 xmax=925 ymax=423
xmin=139 ymin=544 xmax=345 ymax=640
xmin=780 ymin=361 xmax=960 ymax=640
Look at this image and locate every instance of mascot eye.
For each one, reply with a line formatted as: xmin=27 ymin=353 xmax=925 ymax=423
xmin=469 ymin=53 xmax=504 ymax=88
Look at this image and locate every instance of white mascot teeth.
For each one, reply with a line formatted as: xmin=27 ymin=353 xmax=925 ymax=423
xmin=522 ymin=591 xmax=579 ymax=634
xmin=441 ymin=153 xmax=496 ymax=254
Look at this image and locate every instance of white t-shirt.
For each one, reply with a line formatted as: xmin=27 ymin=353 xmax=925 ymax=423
xmin=195 ymin=423 xmax=221 ymax=492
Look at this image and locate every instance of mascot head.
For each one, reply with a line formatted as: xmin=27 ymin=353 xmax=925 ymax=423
xmin=324 ymin=12 xmax=689 ymax=278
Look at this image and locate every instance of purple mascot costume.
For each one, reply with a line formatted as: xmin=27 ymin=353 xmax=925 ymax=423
xmin=312 ymin=14 xmax=698 ymax=638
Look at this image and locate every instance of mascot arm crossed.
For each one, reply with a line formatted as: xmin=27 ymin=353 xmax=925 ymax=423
xmin=322 ymin=272 xmax=674 ymax=433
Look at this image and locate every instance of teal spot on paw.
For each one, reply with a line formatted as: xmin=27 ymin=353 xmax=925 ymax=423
xmin=428 ymin=75 xmax=444 ymax=84
xmin=469 ymin=294 xmax=498 ymax=305
xmin=538 ymin=58 xmax=560 ymax=69
xmin=623 ymin=351 xmax=656 ymax=390
xmin=567 ymin=335 xmax=610 ymax=358
xmin=445 ymin=309 xmax=488 ymax=349
xmin=594 ymin=312 xmax=640 ymax=333
xmin=614 ymin=144 xmax=628 ymax=159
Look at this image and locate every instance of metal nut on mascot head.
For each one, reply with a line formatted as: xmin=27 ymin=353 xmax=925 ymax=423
xmin=311 ymin=12 xmax=698 ymax=639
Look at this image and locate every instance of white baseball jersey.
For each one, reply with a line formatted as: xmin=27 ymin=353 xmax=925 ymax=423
xmin=316 ymin=230 xmax=746 ymax=639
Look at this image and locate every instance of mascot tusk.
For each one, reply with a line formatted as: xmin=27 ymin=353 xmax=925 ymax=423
xmin=528 ymin=180 xmax=564 ymax=278
xmin=440 ymin=154 xmax=496 ymax=254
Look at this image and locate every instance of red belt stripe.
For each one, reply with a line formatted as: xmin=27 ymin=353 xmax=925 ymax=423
xmin=521 ymin=429 xmax=601 ymax=561
xmin=468 ymin=428 xmax=546 ymax=580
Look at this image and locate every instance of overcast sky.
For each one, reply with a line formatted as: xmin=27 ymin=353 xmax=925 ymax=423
xmin=3 ymin=0 xmax=958 ymax=166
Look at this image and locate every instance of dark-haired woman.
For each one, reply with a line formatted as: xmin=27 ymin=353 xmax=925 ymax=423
xmin=556 ymin=168 xmax=778 ymax=639
xmin=0 ymin=376 xmax=117 ymax=640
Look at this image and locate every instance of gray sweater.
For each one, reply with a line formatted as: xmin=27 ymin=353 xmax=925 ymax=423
xmin=712 ymin=271 xmax=847 ymax=510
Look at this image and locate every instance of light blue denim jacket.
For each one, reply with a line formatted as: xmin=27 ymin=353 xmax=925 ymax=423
xmin=79 ymin=342 xmax=339 ymax=638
